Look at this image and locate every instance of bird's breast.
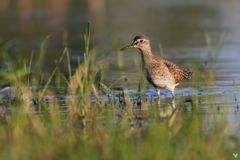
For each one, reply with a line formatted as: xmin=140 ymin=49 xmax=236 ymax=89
xmin=145 ymin=64 xmax=175 ymax=88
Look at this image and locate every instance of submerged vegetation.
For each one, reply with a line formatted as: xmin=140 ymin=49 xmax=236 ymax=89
xmin=0 ymin=24 xmax=239 ymax=160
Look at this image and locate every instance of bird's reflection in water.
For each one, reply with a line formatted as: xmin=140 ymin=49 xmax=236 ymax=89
xmin=115 ymin=90 xmax=193 ymax=134
xmin=157 ymin=98 xmax=176 ymax=118
xmin=158 ymin=96 xmax=193 ymax=134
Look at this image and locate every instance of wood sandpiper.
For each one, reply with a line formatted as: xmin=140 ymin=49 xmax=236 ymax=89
xmin=121 ymin=35 xmax=192 ymax=98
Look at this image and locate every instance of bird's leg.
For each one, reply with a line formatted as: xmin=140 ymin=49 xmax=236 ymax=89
xmin=156 ymin=89 xmax=160 ymax=98
xmin=156 ymin=89 xmax=161 ymax=107
xmin=171 ymin=88 xmax=175 ymax=98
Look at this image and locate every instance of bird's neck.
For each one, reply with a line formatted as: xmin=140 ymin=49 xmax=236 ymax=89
xmin=138 ymin=47 xmax=153 ymax=64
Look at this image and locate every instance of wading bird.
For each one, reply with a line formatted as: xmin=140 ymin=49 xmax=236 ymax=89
xmin=121 ymin=35 xmax=192 ymax=98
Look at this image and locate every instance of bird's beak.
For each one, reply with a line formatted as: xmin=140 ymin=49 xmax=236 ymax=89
xmin=120 ymin=43 xmax=135 ymax=51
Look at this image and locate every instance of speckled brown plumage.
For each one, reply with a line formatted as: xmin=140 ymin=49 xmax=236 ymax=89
xmin=121 ymin=35 xmax=192 ymax=97
xmin=162 ymin=59 xmax=192 ymax=83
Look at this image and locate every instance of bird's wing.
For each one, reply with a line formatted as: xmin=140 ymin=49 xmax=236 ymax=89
xmin=163 ymin=60 xmax=192 ymax=83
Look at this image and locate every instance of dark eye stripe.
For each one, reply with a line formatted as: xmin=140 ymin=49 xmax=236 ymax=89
xmin=140 ymin=40 xmax=143 ymax=43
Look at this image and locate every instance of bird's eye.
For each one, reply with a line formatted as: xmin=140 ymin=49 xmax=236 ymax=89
xmin=140 ymin=40 xmax=143 ymax=43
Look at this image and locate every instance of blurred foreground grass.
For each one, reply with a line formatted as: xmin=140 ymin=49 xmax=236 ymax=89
xmin=0 ymin=24 xmax=239 ymax=160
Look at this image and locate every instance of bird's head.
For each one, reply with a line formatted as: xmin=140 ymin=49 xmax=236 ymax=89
xmin=121 ymin=35 xmax=151 ymax=51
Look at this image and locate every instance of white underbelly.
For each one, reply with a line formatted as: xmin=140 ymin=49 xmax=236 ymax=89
xmin=146 ymin=71 xmax=176 ymax=91
xmin=154 ymin=79 xmax=175 ymax=88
